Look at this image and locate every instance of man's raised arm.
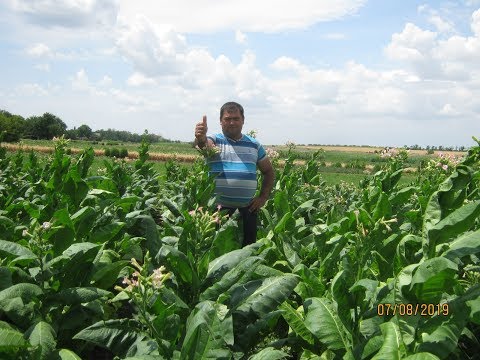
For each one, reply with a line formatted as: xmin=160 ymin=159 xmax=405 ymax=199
xmin=194 ymin=115 xmax=213 ymax=148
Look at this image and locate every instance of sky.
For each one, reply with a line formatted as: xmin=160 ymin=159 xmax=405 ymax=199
xmin=1 ymin=1 xmax=480 ymax=148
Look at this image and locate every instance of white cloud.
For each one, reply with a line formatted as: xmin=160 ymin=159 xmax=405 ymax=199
xmin=26 ymin=43 xmax=51 ymax=57
xmin=115 ymin=15 xmax=187 ymax=77
xmin=71 ymin=69 xmax=90 ymax=91
xmin=472 ymin=8 xmax=480 ymax=36
xmin=428 ymin=15 xmax=455 ymax=33
xmin=98 ymin=75 xmax=113 ymax=87
xmin=271 ymin=56 xmax=307 ymax=72
xmin=235 ymin=30 xmax=247 ymax=44
xmin=8 ymin=0 xmax=120 ymax=28
xmin=127 ymin=72 xmax=156 ymax=86
xmin=70 ymin=69 xmax=107 ymax=96
xmin=385 ymin=23 xmax=437 ymax=62
xmin=439 ymin=103 xmax=459 ymax=116
xmin=384 ymin=13 xmax=480 ymax=81
xmin=118 ymin=0 xmax=367 ymax=33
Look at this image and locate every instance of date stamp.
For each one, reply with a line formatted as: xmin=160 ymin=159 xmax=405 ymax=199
xmin=377 ymin=303 xmax=449 ymax=316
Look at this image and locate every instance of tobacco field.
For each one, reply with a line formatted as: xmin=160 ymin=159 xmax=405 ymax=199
xmin=0 ymin=137 xmax=480 ymax=360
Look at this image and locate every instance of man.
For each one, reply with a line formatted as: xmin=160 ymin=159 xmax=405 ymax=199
xmin=194 ymin=102 xmax=275 ymax=246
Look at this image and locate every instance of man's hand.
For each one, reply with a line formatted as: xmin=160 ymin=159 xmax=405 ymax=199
xmin=248 ymin=195 xmax=268 ymax=212
xmin=195 ymin=115 xmax=208 ymax=146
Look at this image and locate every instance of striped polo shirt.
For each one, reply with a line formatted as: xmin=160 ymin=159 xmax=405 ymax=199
xmin=206 ymin=133 xmax=267 ymax=208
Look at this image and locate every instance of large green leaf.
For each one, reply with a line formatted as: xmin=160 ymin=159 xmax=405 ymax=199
xmin=71 ymin=206 xmax=97 ymax=240
xmin=0 ymin=296 xmax=36 ymax=329
xmin=415 ymin=285 xmax=480 ymax=357
xmin=73 ymin=319 xmax=144 ymax=358
xmin=90 ymin=260 xmax=130 ymax=289
xmin=210 ymin=221 xmax=241 ymax=259
xmin=274 ymin=212 xmax=295 ymax=234
xmin=56 ymin=243 xmax=101 ymax=289
xmin=0 ymin=283 xmax=42 ymax=302
xmin=292 ymin=264 xmax=325 ymax=299
xmin=0 ymin=267 xmax=12 ymax=291
xmin=180 ymin=301 xmax=233 ymax=360
xmin=428 ymin=200 xmax=480 ymax=247
xmin=389 ymin=186 xmax=415 ymax=206
xmin=89 ymin=221 xmax=125 ymax=244
xmin=416 ymin=320 xmax=464 ymax=358
xmin=56 ymin=348 xmax=83 ymax=360
xmin=319 ymin=235 xmax=349 ymax=278
xmin=230 ymin=275 xmax=299 ymax=317
xmin=26 ymin=321 xmax=57 ymax=360
xmin=292 ymin=199 xmax=316 ymax=218
xmin=62 ymin=171 xmax=89 ymax=207
xmin=205 ymin=245 xmax=258 ymax=285
xmin=331 ymin=270 xmax=354 ymax=330
xmin=371 ymin=321 xmax=406 ymax=360
xmin=126 ymin=214 xmax=161 ymax=257
xmin=274 ymin=190 xmax=290 ymax=218
xmin=304 ymin=297 xmax=351 ymax=352
xmin=0 ymin=239 xmax=36 ymax=260
xmin=373 ymin=192 xmax=392 ymax=222
xmin=467 ymin=296 xmax=480 ymax=324
xmin=410 ymin=257 xmax=457 ymax=302
xmin=248 ymin=347 xmax=289 ymax=360
xmin=200 ymin=256 xmax=263 ymax=302
xmin=403 ymin=354 xmax=440 ymax=360
xmin=442 ymin=228 xmax=480 ymax=261
xmin=280 ymin=302 xmax=314 ymax=345
xmin=55 ymin=287 xmax=111 ymax=305
xmin=0 ymin=328 xmax=27 ymax=350
xmin=394 ymin=235 xmax=422 ymax=272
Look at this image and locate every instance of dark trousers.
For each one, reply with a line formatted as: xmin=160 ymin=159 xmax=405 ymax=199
xmin=223 ymin=207 xmax=257 ymax=246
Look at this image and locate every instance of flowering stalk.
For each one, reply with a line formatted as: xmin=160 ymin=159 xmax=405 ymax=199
xmin=247 ymin=129 xmax=258 ymax=138
xmin=195 ymin=144 xmax=220 ymax=158
xmin=115 ymin=252 xmax=171 ymax=342
xmin=21 ymin=221 xmax=54 ymax=291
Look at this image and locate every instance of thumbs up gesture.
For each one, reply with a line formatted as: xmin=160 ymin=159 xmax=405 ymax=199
xmin=195 ymin=115 xmax=208 ymax=145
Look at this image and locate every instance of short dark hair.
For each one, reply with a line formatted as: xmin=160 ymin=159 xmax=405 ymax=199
xmin=220 ymin=102 xmax=244 ymax=119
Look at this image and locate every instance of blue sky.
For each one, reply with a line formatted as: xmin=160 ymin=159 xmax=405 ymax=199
xmin=1 ymin=0 xmax=480 ymax=147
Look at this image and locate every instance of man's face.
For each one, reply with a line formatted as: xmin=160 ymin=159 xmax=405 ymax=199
xmin=220 ymin=109 xmax=244 ymax=140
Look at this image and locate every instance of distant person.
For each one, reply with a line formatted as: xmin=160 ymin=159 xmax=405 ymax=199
xmin=194 ymin=101 xmax=275 ymax=246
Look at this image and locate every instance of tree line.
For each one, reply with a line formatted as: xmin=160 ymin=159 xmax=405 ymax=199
xmin=0 ymin=109 xmax=171 ymax=143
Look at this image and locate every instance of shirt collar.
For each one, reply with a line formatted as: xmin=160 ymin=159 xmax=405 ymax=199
xmin=225 ymin=133 xmax=244 ymax=142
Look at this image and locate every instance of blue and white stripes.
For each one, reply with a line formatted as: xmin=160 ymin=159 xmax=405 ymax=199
xmin=206 ymin=133 xmax=266 ymax=207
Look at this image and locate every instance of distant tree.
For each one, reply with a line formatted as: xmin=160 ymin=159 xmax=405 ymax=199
xmin=65 ymin=128 xmax=78 ymax=140
xmin=77 ymin=124 xmax=93 ymax=139
xmin=24 ymin=112 xmax=67 ymax=139
xmin=95 ymin=128 xmax=167 ymax=143
xmin=0 ymin=110 xmax=26 ymax=142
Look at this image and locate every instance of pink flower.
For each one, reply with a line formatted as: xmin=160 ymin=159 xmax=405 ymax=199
xmin=442 ymin=164 xmax=448 ymax=171
xmin=217 ymin=204 xmax=222 ymax=211
xmin=189 ymin=210 xmax=195 ymax=216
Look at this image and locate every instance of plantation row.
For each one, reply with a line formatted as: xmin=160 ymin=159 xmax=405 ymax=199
xmin=0 ymin=137 xmax=479 ymax=359
xmin=3 ymin=141 xmax=465 ymax=177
